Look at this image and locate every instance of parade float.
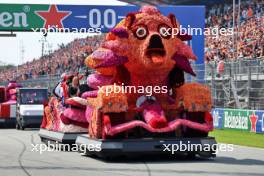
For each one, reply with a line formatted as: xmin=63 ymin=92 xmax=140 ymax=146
xmin=39 ymin=73 xmax=93 ymax=144
xmin=40 ymin=6 xmax=216 ymax=158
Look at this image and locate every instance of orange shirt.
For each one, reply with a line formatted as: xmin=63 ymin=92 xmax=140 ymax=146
xmin=248 ymin=7 xmax=253 ymax=17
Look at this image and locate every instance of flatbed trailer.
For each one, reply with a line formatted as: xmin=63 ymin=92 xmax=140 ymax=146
xmin=39 ymin=128 xmax=86 ymax=146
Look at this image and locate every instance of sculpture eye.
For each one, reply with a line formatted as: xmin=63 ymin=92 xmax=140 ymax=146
xmin=133 ymin=25 xmax=148 ymax=39
xmin=158 ymin=24 xmax=171 ymax=39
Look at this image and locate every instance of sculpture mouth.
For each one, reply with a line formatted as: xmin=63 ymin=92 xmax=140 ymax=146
xmin=146 ymin=34 xmax=166 ymax=64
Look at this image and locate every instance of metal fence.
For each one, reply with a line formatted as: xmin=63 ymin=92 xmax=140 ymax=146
xmin=1 ymin=58 xmax=264 ymax=110
xmin=202 ymin=58 xmax=264 ymax=110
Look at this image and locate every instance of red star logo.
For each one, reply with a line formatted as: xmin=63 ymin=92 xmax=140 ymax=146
xmin=36 ymin=5 xmax=71 ymax=29
xmin=249 ymin=112 xmax=258 ymax=132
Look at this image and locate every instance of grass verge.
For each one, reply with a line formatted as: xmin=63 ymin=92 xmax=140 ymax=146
xmin=209 ymin=129 xmax=264 ymax=148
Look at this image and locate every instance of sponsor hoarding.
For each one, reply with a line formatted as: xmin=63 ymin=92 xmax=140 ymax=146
xmin=223 ymin=109 xmax=250 ymax=131
xmin=211 ymin=108 xmax=264 ymax=133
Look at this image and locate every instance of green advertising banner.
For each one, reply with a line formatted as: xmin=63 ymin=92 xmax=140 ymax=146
xmin=223 ymin=109 xmax=250 ymax=131
xmin=222 ymin=108 xmax=259 ymax=132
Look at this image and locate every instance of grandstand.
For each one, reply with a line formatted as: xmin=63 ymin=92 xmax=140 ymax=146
xmin=0 ymin=0 xmax=263 ymax=109
xmin=0 ymin=35 xmax=104 ymax=83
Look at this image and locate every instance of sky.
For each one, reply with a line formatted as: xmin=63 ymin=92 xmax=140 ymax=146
xmin=0 ymin=0 xmax=128 ymax=66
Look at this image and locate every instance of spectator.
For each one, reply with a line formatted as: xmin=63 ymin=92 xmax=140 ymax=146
xmin=205 ymin=0 xmax=264 ymax=63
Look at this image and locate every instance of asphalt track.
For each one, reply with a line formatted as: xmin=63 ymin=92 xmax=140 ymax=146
xmin=0 ymin=129 xmax=263 ymax=176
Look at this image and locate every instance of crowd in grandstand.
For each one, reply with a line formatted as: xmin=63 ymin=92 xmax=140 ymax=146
xmin=0 ymin=0 xmax=263 ymax=82
xmin=0 ymin=35 xmax=104 ymax=82
xmin=205 ymin=0 xmax=264 ymax=63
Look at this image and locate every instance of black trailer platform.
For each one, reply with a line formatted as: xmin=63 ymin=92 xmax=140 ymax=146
xmin=39 ymin=128 xmax=86 ymax=146
xmin=76 ymin=134 xmax=217 ymax=159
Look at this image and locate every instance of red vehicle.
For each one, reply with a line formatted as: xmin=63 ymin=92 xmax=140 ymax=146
xmin=0 ymin=81 xmax=21 ymax=127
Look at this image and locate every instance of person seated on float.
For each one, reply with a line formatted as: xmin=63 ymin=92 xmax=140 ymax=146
xmin=53 ymin=73 xmax=67 ymax=103
xmin=52 ymin=73 xmax=79 ymax=104
xmin=68 ymin=76 xmax=79 ymax=97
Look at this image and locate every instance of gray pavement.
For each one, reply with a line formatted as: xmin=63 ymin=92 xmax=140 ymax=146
xmin=0 ymin=129 xmax=263 ymax=176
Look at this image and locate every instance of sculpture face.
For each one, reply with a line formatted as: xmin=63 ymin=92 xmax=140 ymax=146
xmin=123 ymin=13 xmax=178 ymax=73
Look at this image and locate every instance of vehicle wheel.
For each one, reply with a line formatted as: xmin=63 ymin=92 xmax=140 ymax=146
xmin=16 ymin=123 xmax=20 ymax=130
xmin=21 ymin=126 xmax=25 ymax=130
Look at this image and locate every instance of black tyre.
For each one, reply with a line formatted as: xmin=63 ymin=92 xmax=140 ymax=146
xmin=16 ymin=123 xmax=20 ymax=130
xmin=21 ymin=125 xmax=25 ymax=130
